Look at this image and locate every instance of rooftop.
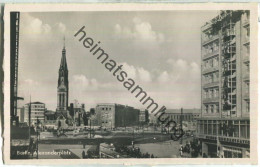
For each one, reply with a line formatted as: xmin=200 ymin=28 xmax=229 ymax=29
xmin=25 ymin=101 xmax=45 ymax=105
xmin=165 ymin=109 xmax=201 ymax=114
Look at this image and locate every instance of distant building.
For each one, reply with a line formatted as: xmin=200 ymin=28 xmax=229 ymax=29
xmin=164 ymin=109 xmax=201 ymax=124
xmin=17 ymin=107 xmax=25 ymax=123
xmin=92 ymin=103 xmax=140 ymax=129
xmin=68 ymin=101 xmax=85 ymax=126
xmin=44 ymin=110 xmax=56 ymax=121
xmin=153 ymin=109 xmax=200 ymax=125
xmin=149 ymin=114 xmax=158 ymax=125
xmin=24 ymin=102 xmax=46 ymax=125
xmin=139 ymin=109 xmax=149 ymax=124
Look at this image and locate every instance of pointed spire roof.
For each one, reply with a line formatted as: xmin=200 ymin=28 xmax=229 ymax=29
xmin=63 ymin=36 xmax=65 ymax=49
xmin=60 ymin=37 xmax=68 ymax=70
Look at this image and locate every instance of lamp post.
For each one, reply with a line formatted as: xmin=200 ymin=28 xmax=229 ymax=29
xmin=180 ymin=108 xmax=183 ymax=145
xmin=89 ymin=118 xmax=91 ymax=139
xmin=36 ymin=116 xmax=39 ymax=159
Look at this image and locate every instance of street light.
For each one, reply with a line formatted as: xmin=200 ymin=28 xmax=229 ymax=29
xmin=36 ymin=116 xmax=40 ymax=159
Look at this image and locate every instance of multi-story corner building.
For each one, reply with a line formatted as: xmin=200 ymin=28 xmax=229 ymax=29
xmin=197 ymin=11 xmax=250 ymax=158
xmin=92 ymin=103 xmax=140 ymax=129
xmin=24 ymin=102 xmax=46 ymax=125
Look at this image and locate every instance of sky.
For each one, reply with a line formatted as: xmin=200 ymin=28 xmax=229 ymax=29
xmin=17 ymin=11 xmax=219 ymax=111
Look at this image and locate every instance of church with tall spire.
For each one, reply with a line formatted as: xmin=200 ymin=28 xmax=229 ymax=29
xmin=56 ymin=37 xmax=69 ymax=117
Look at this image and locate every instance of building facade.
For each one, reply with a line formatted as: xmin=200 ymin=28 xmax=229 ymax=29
xmin=56 ymin=42 xmax=69 ymax=117
xmin=164 ymin=109 xmax=201 ymax=124
xmin=24 ymin=102 xmax=46 ymax=125
xmin=68 ymin=101 xmax=86 ymax=126
xmin=17 ymin=107 xmax=25 ymax=123
xmin=197 ymin=11 xmax=250 ymax=158
xmin=139 ymin=109 xmax=149 ymax=124
xmin=92 ymin=103 xmax=140 ymax=129
xmin=152 ymin=109 xmax=200 ymax=125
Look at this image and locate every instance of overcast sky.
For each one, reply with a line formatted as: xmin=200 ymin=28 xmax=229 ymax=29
xmin=18 ymin=11 xmax=219 ymax=111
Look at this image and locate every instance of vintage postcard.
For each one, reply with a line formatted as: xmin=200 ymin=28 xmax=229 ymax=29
xmin=3 ymin=3 xmax=258 ymax=165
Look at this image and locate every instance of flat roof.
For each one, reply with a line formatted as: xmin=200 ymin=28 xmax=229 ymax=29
xmin=165 ymin=109 xmax=201 ymax=114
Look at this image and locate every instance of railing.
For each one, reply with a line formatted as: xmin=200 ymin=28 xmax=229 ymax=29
xmin=202 ymin=66 xmax=219 ymax=75
xmin=196 ymin=134 xmax=250 ymax=145
xmin=203 ymin=81 xmax=219 ymax=88
xmin=203 ymin=97 xmax=219 ymax=103
xmin=202 ymin=35 xmax=219 ymax=45
xmin=203 ymin=50 xmax=219 ymax=60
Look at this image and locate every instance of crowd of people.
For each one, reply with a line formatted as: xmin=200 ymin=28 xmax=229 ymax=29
xmin=115 ymin=145 xmax=157 ymax=158
xmin=179 ymin=138 xmax=202 ymax=157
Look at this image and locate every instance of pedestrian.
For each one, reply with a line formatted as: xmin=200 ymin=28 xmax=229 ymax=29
xmin=203 ymin=153 xmax=208 ymax=158
xmin=82 ymin=151 xmax=85 ymax=159
xmin=179 ymin=145 xmax=183 ymax=157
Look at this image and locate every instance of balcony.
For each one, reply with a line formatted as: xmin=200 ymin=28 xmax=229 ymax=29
xmin=243 ymin=91 xmax=249 ymax=100
xmin=243 ymin=73 xmax=250 ymax=81
xmin=243 ymin=36 xmax=250 ymax=45
xmin=197 ymin=134 xmax=250 ymax=145
xmin=202 ymin=35 xmax=219 ymax=46
xmin=201 ymin=23 xmax=212 ymax=32
xmin=203 ymin=50 xmax=219 ymax=60
xmin=203 ymin=81 xmax=219 ymax=88
xmin=203 ymin=97 xmax=219 ymax=103
xmin=243 ymin=56 xmax=249 ymax=63
xmin=202 ymin=66 xmax=219 ymax=75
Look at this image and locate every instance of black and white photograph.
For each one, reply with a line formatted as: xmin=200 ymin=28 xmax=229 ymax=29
xmin=3 ymin=3 xmax=258 ymax=165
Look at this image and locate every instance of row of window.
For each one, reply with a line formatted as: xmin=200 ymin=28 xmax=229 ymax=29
xmin=204 ymin=88 xmax=219 ymax=99
xmin=203 ymin=56 xmax=219 ymax=70
xmin=31 ymin=109 xmax=45 ymax=111
xmin=167 ymin=114 xmax=200 ymax=120
xmin=202 ymin=30 xmax=218 ymax=43
xmin=197 ymin=120 xmax=250 ymax=139
xmin=202 ymin=41 xmax=219 ymax=55
xmin=203 ymin=72 xmax=219 ymax=84
xmin=203 ymin=104 xmax=219 ymax=114
xmin=222 ymin=27 xmax=235 ymax=37
xmin=100 ymin=107 xmax=112 ymax=111
xmin=30 ymin=105 xmax=45 ymax=108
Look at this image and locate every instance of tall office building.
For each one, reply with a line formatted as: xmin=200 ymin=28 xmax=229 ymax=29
xmin=197 ymin=11 xmax=250 ymax=158
xmin=24 ymin=102 xmax=46 ymax=125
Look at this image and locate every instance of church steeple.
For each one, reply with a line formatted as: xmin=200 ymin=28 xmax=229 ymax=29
xmin=60 ymin=37 xmax=67 ymax=70
xmin=57 ymin=37 xmax=69 ymax=114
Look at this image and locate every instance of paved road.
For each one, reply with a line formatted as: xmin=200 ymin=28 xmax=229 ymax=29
xmin=135 ymin=138 xmax=193 ymax=158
